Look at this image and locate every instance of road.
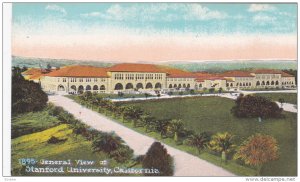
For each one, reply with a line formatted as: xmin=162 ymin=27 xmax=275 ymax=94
xmin=49 ymin=95 xmax=235 ymax=176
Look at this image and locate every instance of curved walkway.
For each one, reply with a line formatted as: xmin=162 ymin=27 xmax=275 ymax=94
xmin=49 ymin=95 xmax=234 ymax=176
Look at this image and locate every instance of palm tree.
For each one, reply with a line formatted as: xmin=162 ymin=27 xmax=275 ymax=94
xmin=209 ymin=132 xmax=236 ymax=163
xmin=186 ymin=132 xmax=210 ymax=154
xmin=168 ymin=119 xmax=184 ymax=142
xmin=122 ymin=106 xmax=144 ymax=126
xmin=92 ymin=132 xmax=124 ymax=154
xmin=154 ymin=119 xmax=170 ymax=138
xmin=140 ymin=114 xmax=155 ymax=132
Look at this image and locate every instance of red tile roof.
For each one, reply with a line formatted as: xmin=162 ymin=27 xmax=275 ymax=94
xmin=193 ymin=72 xmax=226 ymax=82
xmin=195 ymin=76 xmax=226 ymax=82
xmin=281 ymin=72 xmax=294 ymax=77
xmin=22 ymin=68 xmax=42 ymax=75
xmin=219 ymin=70 xmax=254 ymax=77
xmin=44 ymin=65 xmax=108 ymax=77
xmin=107 ymin=63 xmax=164 ymax=73
xmin=158 ymin=66 xmax=196 ymax=78
xmin=252 ymin=69 xmax=283 ymax=74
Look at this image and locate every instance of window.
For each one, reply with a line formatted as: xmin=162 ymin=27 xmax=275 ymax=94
xmin=94 ymin=78 xmax=98 ymax=82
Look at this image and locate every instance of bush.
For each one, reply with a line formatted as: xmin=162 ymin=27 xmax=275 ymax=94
xmin=109 ymin=145 xmax=134 ymax=163
xmin=48 ymin=106 xmax=64 ymax=116
xmin=231 ymin=95 xmax=283 ymax=119
xmin=92 ymin=132 xmax=133 ymax=163
xmin=47 ymin=136 xmax=67 ymax=144
xmin=142 ymin=142 xmax=174 ymax=176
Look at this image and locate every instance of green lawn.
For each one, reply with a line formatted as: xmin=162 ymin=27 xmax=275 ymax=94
xmin=90 ymin=93 xmax=155 ymax=99
xmin=119 ymin=96 xmax=297 ymax=176
xmin=11 ymin=124 xmax=132 ymax=176
xmin=12 ymin=110 xmax=61 ymax=138
xmin=253 ymin=93 xmax=297 ymax=105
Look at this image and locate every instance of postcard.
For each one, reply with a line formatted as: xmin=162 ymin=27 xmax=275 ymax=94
xmin=2 ymin=2 xmax=298 ymax=181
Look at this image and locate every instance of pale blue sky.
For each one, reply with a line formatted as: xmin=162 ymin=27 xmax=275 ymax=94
xmin=12 ymin=3 xmax=297 ymax=62
xmin=13 ymin=3 xmax=297 ymax=35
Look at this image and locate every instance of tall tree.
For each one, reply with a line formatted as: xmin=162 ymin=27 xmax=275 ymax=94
xmin=234 ymin=134 xmax=279 ymax=176
xmin=142 ymin=142 xmax=174 ymax=176
xmin=12 ymin=67 xmax=48 ymax=115
xmin=231 ymin=95 xmax=283 ymax=119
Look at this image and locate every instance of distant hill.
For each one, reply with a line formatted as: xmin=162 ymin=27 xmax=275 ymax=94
xmin=12 ymin=56 xmax=297 ymax=73
xmin=166 ymin=60 xmax=297 ymax=73
xmin=12 ymin=56 xmax=114 ymax=68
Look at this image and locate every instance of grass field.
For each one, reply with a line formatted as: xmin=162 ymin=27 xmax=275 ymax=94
xmin=119 ymin=96 xmax=297 ymax=176
xmin=253 ymin=93 xmax=297 ymax=105
xmin=91 ymin=93 xmax=155 ymax=99
xmin=12 ymin=110 xmax=61 ymax=138
xmin=11 ymin=124 xmax=131 ymax=176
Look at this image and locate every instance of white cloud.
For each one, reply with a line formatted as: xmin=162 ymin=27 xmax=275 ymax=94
xmin=80 ymin=12 xmax=101 ymax=18
xmin=252 ymin=14 xmax=277 ymax=25
xmin=45 ymin=4 xmax=67 ymax=16
xmin=248 ymin=4 xmax=276 ymax=12
xmin=80 ymin=4 xmax=227 ymax=21
xmin=185 ymin=4 xmax=227 ymax=20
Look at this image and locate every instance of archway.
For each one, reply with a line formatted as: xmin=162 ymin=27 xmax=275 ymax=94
xmin=114 ymin=83 xmax=123 ymax=90
xmin=58 ymin=85 xmax=65 ymax=91
xmin=275 ymin=81 xmax=279 ymax=85
xmin=155 ymin=82 xmax=162 ymax=89
xmin=256 ymin=81 xmax=260 ymax=86
xmin=262 ymin=81 xmax=265 ymax=85
xmin=271 ymin=81 xmax=274 ymax=85
xmin=178 ymin=84 xmax=182 ymax=88
xmin=136 ymin=83 xmax=143 ymax=90
xmin=187 ymin=84 xmax=190 ymax=88
xmin=78 ymin=85 xmax=84 ymax=94
xmin=126 ymin=83 xmax=134 ymax=89
xmin=146 ymin=83 xmax=153 ymax=89
xmin=70 ymin=85 xmax=76 ymax=92
xmin=86 ymin=85 xmax=91 ymax=91
xmin=174 ymin=84 xmax=177 ymax=88
xmin=169 ymin=84 xmax=173 ymax=88
xmin=100 ymin=85 xmax=106 ymax=90
xmin=93 ymin=85 xmax=99 ymax=90
xmin=183 ymin=84 xmax=186 ymax=88
xmin=230 ymin=83 xmax=233 ymax=87
xmin=266 ymin=81 xmax=270 ymax=85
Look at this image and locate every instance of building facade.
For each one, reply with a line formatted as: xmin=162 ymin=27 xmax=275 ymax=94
xmin=23 ymin=63 xmax=295 ymax=95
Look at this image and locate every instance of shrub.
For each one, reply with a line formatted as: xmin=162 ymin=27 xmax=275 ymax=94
xmin=142 ymin=142 xmax=174 ymax=176
xmin=109 ymin=145 xmax=134 ymax=163
xmin=47 ymin=136 xmax=67 ymax=144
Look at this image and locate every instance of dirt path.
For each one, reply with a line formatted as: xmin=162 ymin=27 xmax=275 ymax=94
xmin=49 ymin=95 xmax=235 ymax=176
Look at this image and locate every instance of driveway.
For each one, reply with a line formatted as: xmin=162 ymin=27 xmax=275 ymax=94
xmin=49 ymin=95 xmax=234 ymax=176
